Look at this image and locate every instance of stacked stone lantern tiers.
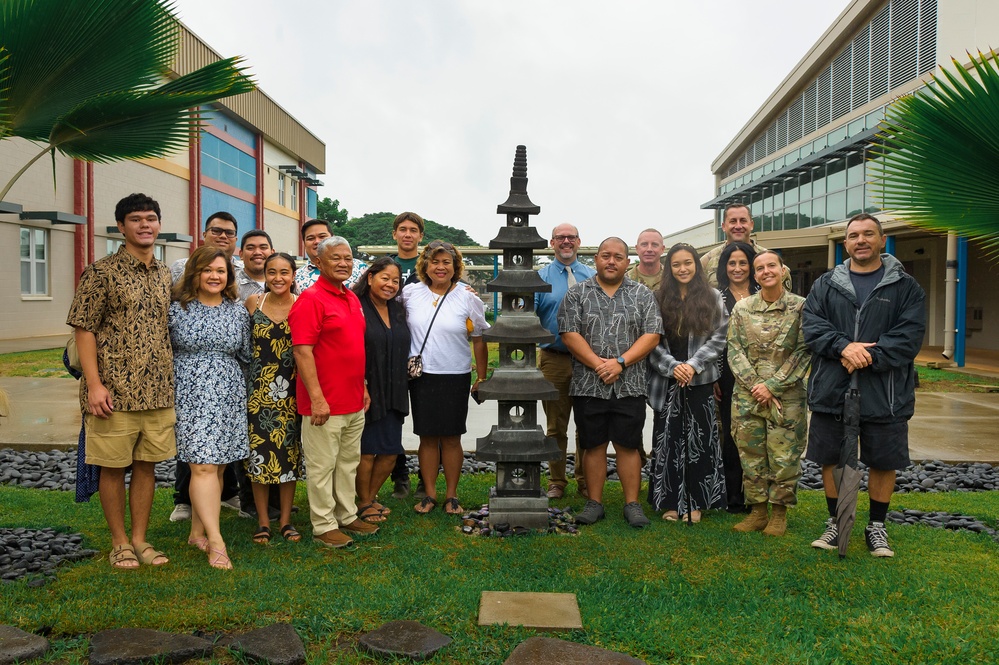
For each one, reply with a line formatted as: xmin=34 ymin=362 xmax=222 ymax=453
xmin=476 ymin=145 xmax=560 ymax=530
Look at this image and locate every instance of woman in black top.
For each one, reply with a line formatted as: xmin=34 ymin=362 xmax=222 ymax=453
xmin=352 ymin=258 xmax=412 ymax=523
xmin=715 ymin=241 xmax=759 ymax=512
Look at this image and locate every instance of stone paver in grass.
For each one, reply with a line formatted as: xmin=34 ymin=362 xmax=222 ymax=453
xmin=503 ymin=636 xmax=645 ymax=664
xmin=0 ymin=625 xmax=49 ymax=665
xmin=478 ymin=591 xmax=582 ymax=631
xmin=89 ymin=628 xmax=213 ymax=665
xmin=231 ymin=623 xmax=305 ymax=665
xmin=358 ymin=620 xmax=452 ymax=661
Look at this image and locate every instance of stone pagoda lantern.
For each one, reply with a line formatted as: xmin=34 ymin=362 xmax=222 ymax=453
xmin=476 ymin=145 xmax=560 ymax=529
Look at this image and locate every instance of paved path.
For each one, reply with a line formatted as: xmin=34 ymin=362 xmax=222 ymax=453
xmin=2 ymin=377 xmax=998 ymax=463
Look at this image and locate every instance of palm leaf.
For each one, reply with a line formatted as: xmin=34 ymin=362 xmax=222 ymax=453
xmin=871 ymin=51 xmax=999 ymax=257
xmin=0 ymin=0 xmax=179 ymax=141
xmin=49 ymin=57 xmax=254 ymax=162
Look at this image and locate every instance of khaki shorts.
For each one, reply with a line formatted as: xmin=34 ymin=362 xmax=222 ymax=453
xmin=85 ymin=407 xmax=177 ymax=468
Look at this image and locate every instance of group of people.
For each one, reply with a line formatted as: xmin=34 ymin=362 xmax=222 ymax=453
xmin=537 ymin=204 xmax=925 ymax=558
xmin=68 ymin=195 xmax=489 ymax=569
xmin=69 ymin=192 xmax=925 ymax=571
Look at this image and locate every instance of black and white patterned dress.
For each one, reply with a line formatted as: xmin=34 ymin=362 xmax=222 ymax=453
xmin=169 ymin=299 xmax=252 ymax=465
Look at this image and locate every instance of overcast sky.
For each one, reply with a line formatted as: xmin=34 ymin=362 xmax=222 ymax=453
xmin=175 ymin=0 xmax=851 ymax=246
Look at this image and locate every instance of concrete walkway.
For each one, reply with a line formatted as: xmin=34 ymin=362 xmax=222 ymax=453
xmin=2 ymin=376 xmax=998 ymax=463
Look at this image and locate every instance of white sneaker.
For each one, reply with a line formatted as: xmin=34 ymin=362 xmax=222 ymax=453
xmin=169 ymin=503 xmax=191 ymax=522
xmin=221 ymin=496 xmax=243 ymax=512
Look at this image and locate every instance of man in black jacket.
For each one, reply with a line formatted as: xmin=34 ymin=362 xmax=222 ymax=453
xmin=802 ymin=213 xmax=926 ymax=557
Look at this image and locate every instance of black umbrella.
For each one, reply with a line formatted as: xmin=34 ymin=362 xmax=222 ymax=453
xmin=832 ymin=359 xmax=863 ymax=558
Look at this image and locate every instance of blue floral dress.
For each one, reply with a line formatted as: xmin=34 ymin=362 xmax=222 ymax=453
xmin=169 ymin=298 xmax=252 ymax=464
xmin=245 ymin=297 xmax=303 ymax=483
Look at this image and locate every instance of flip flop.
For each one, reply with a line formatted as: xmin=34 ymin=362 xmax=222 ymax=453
xmin=414 ymin=496 xmax=438 ymax=514
xmin=134 ymin=542 xmax=169 ymax=566
xmin=372 ymin=501 xmax=391 ymax=515
xmin=109 ymin=543 xmax=139 ymax=570
xmin=662 ymin=511 xmax=679 ymax=521
xmin=444 ymin=497 xmax=464 ymax=515
xmin=358 ymin=503 xmax=388 ymax=523
xmin=279 ymin=524 xmax=301 ymax=542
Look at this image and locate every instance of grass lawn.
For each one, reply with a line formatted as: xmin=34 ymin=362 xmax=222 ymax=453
xmin=2 ymin=477 xmax=999 ymax=664
xmin=0 ymin=349 xmax=72 ymax=379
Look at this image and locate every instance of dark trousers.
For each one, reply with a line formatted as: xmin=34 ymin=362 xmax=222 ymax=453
xmin=391 ymin=450 xmax=410 ymax=483
xmin=173 ymin=459 xmax=240 ymax=505
xmin=718 ymin=379 xmax=745 ymax=508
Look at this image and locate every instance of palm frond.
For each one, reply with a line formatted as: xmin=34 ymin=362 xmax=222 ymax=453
xmin=47 ymin=57 xmax=254 ymax=162
xmin=0 ymin=0 xmax=179 ymax=141
xmin=872 ymin=51 xmax=999 ymax=257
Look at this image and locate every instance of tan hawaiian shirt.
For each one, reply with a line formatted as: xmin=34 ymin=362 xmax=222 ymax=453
xmin=66 ymin=247 xmax=174 ymax=412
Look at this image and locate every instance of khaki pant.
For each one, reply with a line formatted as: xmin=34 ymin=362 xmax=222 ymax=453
xmin=539 ymin=349 xmax=585 ymax=490
xmin=301 ymin=409 xmax=364 ymax=534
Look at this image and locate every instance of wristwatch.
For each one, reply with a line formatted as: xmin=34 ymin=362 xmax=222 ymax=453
xmin=617 ymin=356 xmax=626 ymax=370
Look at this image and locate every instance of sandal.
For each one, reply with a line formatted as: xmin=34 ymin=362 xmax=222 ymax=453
xmin=134 ymin=542 xmax=169 ymax=566
xmin=187 ymin=536 xmax=208 ymax=551
xmin=662 ymin=511 xmax=679 ymax=522
xmin=444 ymin=497 xmax=464 ymax=515
xmin=109 ymin=543 xmax=139 ymax=570
xmin=414 ymin=496 xmax=438 ymax=514
xmin=207 ymin=545 xmax=232 ymax=570
xmin=279 ymin=524 xmax=301 ymax=542
xmin=358 ymin=503 xmax=387 ymax=523
xmin=252 ymin=526 xmax=272 ymax=544
xmin=372 ymin=501 xmax=391 ymax=515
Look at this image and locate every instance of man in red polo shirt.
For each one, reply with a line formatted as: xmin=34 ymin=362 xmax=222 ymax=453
xmin=290 ymin=236 xmax=376 ymax=549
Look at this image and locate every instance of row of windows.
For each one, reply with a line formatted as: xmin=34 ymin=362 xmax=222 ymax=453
xmin=725 ymin=0 xmax=936 ymax=177
xmin=201 ymin=132 xmax=257 ymax=195
xmin=743 ymin=150 xmax=882 ymax=232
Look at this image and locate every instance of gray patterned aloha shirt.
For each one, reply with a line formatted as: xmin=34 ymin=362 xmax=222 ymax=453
xmin=558 ymin=277 xmax=663 ymax=399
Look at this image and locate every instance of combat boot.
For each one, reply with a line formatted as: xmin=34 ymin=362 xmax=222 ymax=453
xmin=763 ymin=504 xmax=788 ymax=537
xmin=733 ymin=503 xmax=769 ymax=532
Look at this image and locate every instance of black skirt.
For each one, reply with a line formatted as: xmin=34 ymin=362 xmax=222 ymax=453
xmin=361 ymin=409 xmax=405 ymax=456
xmin=410 ymin=372 xmax=470 ymax=437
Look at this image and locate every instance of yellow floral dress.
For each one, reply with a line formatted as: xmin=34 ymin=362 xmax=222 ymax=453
xmin=245 ymin=299 xmax=303 ymax=483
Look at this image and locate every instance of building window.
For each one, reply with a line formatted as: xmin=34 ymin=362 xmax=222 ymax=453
xmin=20 ymin=227 xmax=48 ymax=295
xmin=290 ymin=179 xmax=297 ymax=211
xmin=278 ymin=173 xmax=286 ymax=207
xmin=200 ymin=132 xmax=256 ymax=194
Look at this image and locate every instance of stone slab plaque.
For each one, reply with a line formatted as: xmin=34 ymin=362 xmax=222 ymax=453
xmin=478 ymin=591 xmax=582 ymax=631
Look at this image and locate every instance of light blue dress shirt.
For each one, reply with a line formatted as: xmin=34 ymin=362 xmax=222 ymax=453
xmin=535 ymin=259 xmax=596 ymax=353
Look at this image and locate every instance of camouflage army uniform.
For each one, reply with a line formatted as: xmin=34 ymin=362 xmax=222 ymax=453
xmin=701 ymin=239 xmax=792 ymax=292
xmin=726 ymin=290 xmax=810 ymax=506
xmin=625 ymin=263 xmax=663 ymax=292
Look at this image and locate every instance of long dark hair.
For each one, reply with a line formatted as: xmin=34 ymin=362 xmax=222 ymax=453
xmin=172 ymin=246 xmax=237 ymax=309
xmin=263 ymin=252 xmax=299 ymax=294
xmin=353 ymin=256 xmax=402 ymax=300
xmin=715 ymin=241 xmax=759 ymax=292
xmin=656 ymin=243 xmax=717 ymax=336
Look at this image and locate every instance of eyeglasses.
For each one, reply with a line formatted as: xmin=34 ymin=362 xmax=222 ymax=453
xmin=428 ymin=240 xmax=455 ymax=251
xmin=552 ymin=235 xmax=578 ymax=243
xmin=206 ymin=227 xmax=237 ymax=238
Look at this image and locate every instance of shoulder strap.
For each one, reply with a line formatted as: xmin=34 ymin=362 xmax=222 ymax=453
xmin=417 ymin=285 xmax=452 ymax=355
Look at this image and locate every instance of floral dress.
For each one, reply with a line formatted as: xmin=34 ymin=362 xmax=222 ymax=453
xmin=169 ymin=298 xmax=251 ymax=464
xmin=245 ymin=295 xmax=303 ymax=483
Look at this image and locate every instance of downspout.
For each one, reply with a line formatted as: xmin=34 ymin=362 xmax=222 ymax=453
xmin=942 ymin=232 xmax=956 ymax=360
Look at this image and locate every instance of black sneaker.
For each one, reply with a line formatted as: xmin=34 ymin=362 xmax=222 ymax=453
xmin=574 ymin=499 xmax=605 ymax=525
xmin=414 ymin=478 xmax=427 ymax=501
xmin=865 ymin=521 xmax=894 ymax=558
xmin=811 ymin=517 xmax=839 ymax=550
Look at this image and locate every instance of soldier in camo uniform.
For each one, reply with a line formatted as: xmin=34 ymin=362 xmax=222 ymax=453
xmin=726 ymin=250 xmax=810 ymax=536
xmin=701 ymin=203 xmax=792 ymax=292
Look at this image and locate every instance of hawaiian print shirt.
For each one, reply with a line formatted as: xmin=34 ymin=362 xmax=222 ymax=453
xmin=558 ymin=277 xmax=663 ymax=399
xmin=66 ymin=247 xmax=174 ymax=412
xmin=294 ymin=258 xmax=367 ymax=293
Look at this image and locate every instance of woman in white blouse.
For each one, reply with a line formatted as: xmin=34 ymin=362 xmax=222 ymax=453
xmin=400 ymin=240 xmax=489 ymax=516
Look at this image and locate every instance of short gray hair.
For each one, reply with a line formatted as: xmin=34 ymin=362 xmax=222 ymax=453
xmin=317 ymin=236 xmax=351 ymax=257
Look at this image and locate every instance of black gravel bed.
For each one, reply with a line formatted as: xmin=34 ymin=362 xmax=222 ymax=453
xmin=2 ymin=448 xmax=997 ymax=495
xmin=888 ymin=509 xmax=999 ymax=544
xmin=1 ymin=527 xmax=98 ymax=586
